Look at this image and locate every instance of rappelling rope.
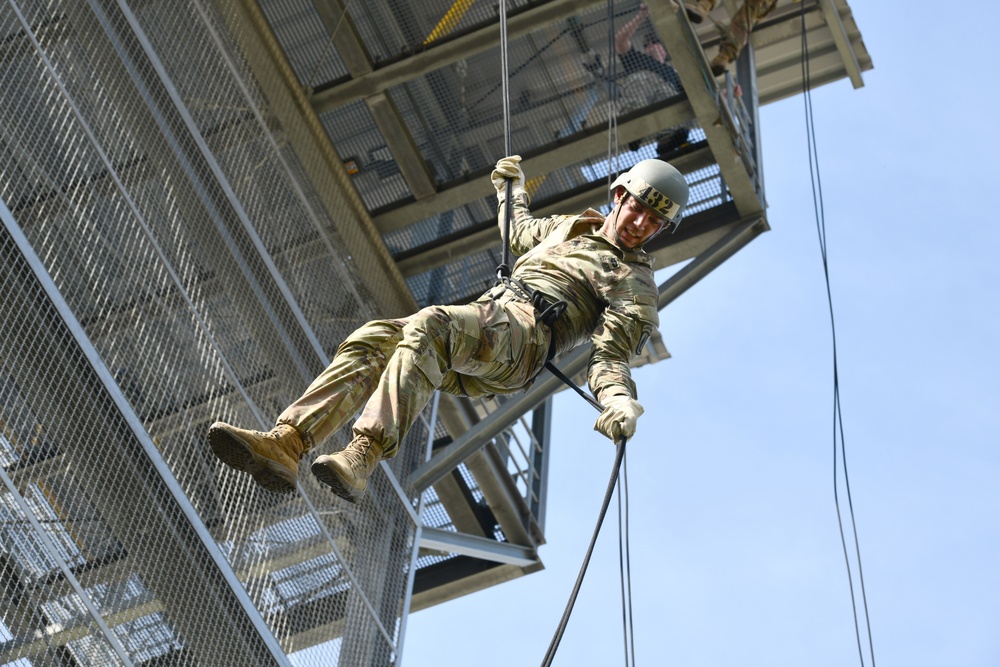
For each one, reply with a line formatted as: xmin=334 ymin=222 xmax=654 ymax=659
xmin=497 ymin=0 xmax=514 ymax=283
xmin=541 ymin=432 xmax=627 ymax=667
xmin=602 ymin=2 xmax=637 ymax=664
xmin=493 ymin=2 xmax=635 ymax=664
xmin=540 ymin=362 xmax=633 ymax=667
xmin=617 ymin=447 xmax=636 ymax=667
xmin=799 ymin=4 xmax=876 ymax=666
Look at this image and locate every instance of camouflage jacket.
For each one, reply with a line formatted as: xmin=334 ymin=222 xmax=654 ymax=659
xmin=499 ymin=194 xmax=659 ymax=403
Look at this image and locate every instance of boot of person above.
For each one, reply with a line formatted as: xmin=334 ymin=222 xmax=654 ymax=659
xmin=685 ymin=0 xmax=716 ymax=23
xmin=209 ymin=422 xmax=307 ymax=494
xmin=710 ymin=52 xmax=730 ymax=76
xmin=311 ymin=435 xmax=384 ymax=504
xmin=711 ymin=36 xmax=740 ymax=76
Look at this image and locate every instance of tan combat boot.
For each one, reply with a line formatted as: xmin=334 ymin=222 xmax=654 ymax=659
xmin=310 ymin=435 xmax=384 ymax=503
xmin=208 ymin=422 xmax=307 ymax=494
xmin=710 ymin=54 xmax=728 ymax=76
xmin=685 ymin=0 xmax=716 ymax=24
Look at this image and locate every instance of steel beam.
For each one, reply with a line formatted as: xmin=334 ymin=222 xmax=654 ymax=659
xmin=394 ymin=144 xmax=715 ymax=278
xmin=0 ymin=202 xmax=289 ymax=666
xmin=757 ymin=43 xmax=850 ymax=105
xmin=68 ymin=0 xmax=323 ymax=399
xmin=648 ymin=2 xmax=764 ymax=218
xmin=747 ymin=5 xmax=827 ymax=51
xmin=374 ymin=97 xmax=696 ymax=234
xmin=224 ymin=0 xmax=419 ymax=318
xmin=419 ymin=527 xmax=538 ymax=567
xmin=310 ymin=0 xmax=607 ymax=114
xmin=308 ymin=0 xmax=373 ymax=79
xmin=463 ymin=445 xmax=539 ymax=548
xmin=818 ymin=0 xmax=864 ymax=89
xmin=655 ymin=215 xmax=768 ymax=309
xmin=0 ymin=464 xmax=136 ymax=666
xmin=306 ymin=0 xmax=438 ymax=201
xmin=365 ymin=92 xmax=437 ymax=200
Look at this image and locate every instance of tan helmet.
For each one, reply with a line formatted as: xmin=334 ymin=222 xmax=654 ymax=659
xmin=610 ymin=159 xmax=689 ymax=236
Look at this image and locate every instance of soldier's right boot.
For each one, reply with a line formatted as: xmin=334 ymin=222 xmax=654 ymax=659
xmin=685 ymin=0 xmax=716 ymax=24
xmin=711 ymin=43 xmax=738 ymax=76
xmin=208 ymin=422 xmax=307 ymax=494
xmin=311 ymin=435 xmax=384 ymax=504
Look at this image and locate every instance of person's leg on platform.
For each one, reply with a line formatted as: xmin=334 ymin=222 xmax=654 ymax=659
xmin=711 ymin=0 xmax=777 ymax=75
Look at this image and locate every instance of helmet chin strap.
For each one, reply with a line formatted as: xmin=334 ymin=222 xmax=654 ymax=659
xmin=611 ymin=193 xmax=629 ymax=249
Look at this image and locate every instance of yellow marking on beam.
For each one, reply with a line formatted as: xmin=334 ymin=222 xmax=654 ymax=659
xmin=525 ymin=175 xmax=546 ymax=198
xmin=424 ymin=0 xmax=477 ymax=45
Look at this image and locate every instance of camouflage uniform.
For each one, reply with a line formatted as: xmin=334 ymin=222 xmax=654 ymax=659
xmin=712 ymin=0 xmax=779 ymax=74
xmin=277 ymin=193 xmax=659 ymax=459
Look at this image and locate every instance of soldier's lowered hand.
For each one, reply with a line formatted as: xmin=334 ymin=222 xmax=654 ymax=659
xmin=594 ymin=394 xmax=644 ymax=443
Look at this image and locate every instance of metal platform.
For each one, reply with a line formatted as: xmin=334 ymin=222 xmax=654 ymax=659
xmin=0 ymin=0 xmax=869 ymax=664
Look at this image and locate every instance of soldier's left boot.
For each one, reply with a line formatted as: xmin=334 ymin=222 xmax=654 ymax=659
xmin=311 ymin=435 xmax=384 ymax=503
xmin=208 ymin=422 xmax=307 ymax=494
xmin=712 ymin=17 xmax=745 ymax=76
xmin=711 ymin=48 xmax=735 ymax=76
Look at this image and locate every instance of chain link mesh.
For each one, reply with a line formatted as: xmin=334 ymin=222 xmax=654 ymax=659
xmin=0 ymin=0 xmax=437 ymax=664
xmin=0 ymin=0 xmax=758 ymax=663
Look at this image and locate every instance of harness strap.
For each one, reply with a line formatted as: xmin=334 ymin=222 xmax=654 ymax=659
xmin=493 ymin=276 xmax=568 ymax=327
xmin=489 ymin=276 xmax=568 ymax=361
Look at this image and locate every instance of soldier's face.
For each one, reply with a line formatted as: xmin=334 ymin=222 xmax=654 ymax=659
xmin=605 ymin=190 xmax=667 ymax=249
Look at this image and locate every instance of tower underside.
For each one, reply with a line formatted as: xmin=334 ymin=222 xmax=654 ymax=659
xmin=0 ymin=1 xmax=869 ymax=664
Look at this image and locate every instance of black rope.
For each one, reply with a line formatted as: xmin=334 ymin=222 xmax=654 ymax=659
xmin=541 ymin=433 xmax=627 ymax=667
xmin=492 ymin=3 xmax=636 ymax=663
xmin=800 ymin=5 xmax=876 ymax=666
xmin=540 ymin=355 xmax=643 ymax=667
xmin=617 ymin=450 xmax=636 ymax=667
xmin=544 ymin=361 xmax=603 ymax=412
xmin=498 ymin=0 xmax=513 ymax=282
xmin=606 ymin=0 xmax=620 ymax=187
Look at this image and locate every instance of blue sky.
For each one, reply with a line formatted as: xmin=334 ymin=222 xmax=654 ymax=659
xmin=401 ymin=2 xmax=1000 ymax=665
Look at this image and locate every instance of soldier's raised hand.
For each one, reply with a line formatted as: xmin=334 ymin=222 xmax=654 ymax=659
xmin=491 ymin=155 xmax=529 ymax=205
xmin=594 ymin=394 xmax=644 ymax=443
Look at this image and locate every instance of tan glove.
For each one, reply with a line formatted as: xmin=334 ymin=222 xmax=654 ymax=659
xmin=594 ymin=394 xmax=644 ymax=443
xmin=491 ymin=155 xmax=529 ymax=206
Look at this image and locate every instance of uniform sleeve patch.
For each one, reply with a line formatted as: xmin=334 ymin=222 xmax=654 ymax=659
xmin=632 ymin=294 xmax=657 ymax=307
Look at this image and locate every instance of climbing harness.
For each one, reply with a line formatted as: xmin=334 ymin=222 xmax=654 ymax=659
xmin=493 ymin=275 xmax=567 ymax=328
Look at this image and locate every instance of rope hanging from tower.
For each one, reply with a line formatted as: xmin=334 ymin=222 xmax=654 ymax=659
xmin=492 ymin=1 xmax=636 ymax=665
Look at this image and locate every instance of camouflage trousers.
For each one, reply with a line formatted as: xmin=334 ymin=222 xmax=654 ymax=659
xmin=277 ymin=295 xmax=551 ymax=459
xmin=715 ymin=0 xmax=778 ymax=66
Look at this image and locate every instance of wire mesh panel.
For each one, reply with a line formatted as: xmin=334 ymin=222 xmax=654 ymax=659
xmin=258 ymin=0 xmax=349 ymax=87
xmin=0 ymin=0 xmax=439 ymax=664
xmin=311 ymin=1 xmax=695 ymax=217
xmin=346 ymin=0 xmax=535 ymax=65
xmin=0 ymin=0 xmax=775 ymax=663
xmin=0 ymin=210 xmax=282 ymax=666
